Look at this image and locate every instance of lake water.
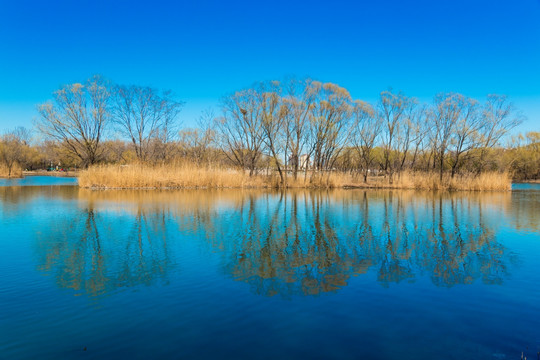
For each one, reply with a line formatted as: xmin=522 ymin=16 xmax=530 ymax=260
xmin=0 ymin=175 xmax=78 ymax=187
xmin=1 ymin=178 xmax=539 ymax=359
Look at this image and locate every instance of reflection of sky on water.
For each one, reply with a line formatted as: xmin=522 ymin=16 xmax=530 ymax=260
xmin=0 ymin=175 xmax=78 ymax=187
xmin=1 ymin=187 xmax=540 ymax=359
xmin=511 ymin=182 xmax=540 ymax=191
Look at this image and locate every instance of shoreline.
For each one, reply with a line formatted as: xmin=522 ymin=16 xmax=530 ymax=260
xmin=5 ymin=167 xmax=538 ymax=191
xmin=81 ymin=185 xmax=514 ymax=192
xmin=22 ymin=170 xmax=78 ymax=178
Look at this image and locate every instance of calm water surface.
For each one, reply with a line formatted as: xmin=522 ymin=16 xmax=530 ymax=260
xmin=0 ymin=175 xmax=78 ymax=187
xmin=1 ymin=179 xmax=539 ymax=359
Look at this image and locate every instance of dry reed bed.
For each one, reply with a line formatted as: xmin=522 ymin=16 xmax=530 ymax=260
xmin=388 ymin=171 xmax=512 ymax=191
xmin=79 ymin=164 xmax=511 ymax=191
xmin=78 ymin=164 xmax=268 ymax=189
xmin=0 ymin=163 xmax=22 ymax=178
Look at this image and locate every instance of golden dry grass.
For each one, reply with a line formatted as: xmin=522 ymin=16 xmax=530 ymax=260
xmin=78 ymin=163 xmax=269 ymax=189
xmin=0 ymin=163 xmax=22 ymax=178
xmin=281 ymin=170 xmax=511 ymax=191
xmin=390 ymin=171 xmax=512 ymax=191
xmin=78 ymin=163 xmax=511 ymax=191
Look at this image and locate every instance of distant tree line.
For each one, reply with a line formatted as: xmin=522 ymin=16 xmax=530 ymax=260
xmin=0 ymin=75 xmax=538 ymax=181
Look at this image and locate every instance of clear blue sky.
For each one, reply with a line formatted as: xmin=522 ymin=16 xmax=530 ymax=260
xmin=0 ymin=0 xmax=539 ymax=133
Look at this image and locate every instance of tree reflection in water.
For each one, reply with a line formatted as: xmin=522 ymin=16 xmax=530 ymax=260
xmin=184 ymin=190 xmax=518 ymax=296
xmin=218 ymin=192 xmax=374 ymax=296
xmin=31 ymin=189 xmax=520 ymax=297
xmin=34 ymin=196 xmax=173 ymax=297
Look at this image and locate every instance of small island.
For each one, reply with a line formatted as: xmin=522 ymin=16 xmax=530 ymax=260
xmin=1 ymin=78 xmax=539 ymax=191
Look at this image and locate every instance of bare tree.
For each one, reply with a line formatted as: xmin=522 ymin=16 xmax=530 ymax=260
xmin=282 ymin=78 xmax=317 ymax=180
xmin=111 ymin=85 xmax=183 ymax=162
xmin=306 ymin=82 xmax=352 ymax=173
xmin=447 ymin=97 xmax=482 ymax=177
xmin=350 ymin=101 xmax=380 ymax=182
xmin=257 ymin=81 xmax=288 ymax=185
xmin=430 ymin=93 xmax=466 ymax=181
xmin=395 ymin=99 xmax=423 ymax=173
xmin=408 ymin=106 xmax=429 ymax=170
xmin=36 ymin=75 xmax=110 ymax=167
xmin=378 ymin=90 xmax=411 ymax=181
xmin=477 ymin=94 xmax=523 ymax=171
xmin=216 ymin=88 xmax=265 ymax=175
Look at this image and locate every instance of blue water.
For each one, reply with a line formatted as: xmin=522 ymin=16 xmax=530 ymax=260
xmin=512 ymin=182 xmax=540 ymax=191
xmin=1 ymin=187 xmax=539 ymax=359
xmin=0 ymin=175 xmax=78 ymax=187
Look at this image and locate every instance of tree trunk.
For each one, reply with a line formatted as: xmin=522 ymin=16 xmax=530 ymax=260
xmin=439 ymin=156 xmax=444 ymax=182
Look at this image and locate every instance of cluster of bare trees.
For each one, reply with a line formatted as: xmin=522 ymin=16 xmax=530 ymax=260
xmin=35 ymin=76 xmax=184 ymax=167
xmin=427 ymin=93 xmax=522 ymax=180
xmin=3 ymin=75 xmax=528 ymax=181
xmin=216 ymin=79 xmax=355 ymax=183
xmin=214 ymin=79 xmax=523 ymax=184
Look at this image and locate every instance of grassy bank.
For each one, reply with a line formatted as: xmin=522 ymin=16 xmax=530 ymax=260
xmin=78 ymin=164 xmax=511 ymax=191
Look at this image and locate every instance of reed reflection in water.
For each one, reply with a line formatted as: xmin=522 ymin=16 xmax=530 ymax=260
xmin=30 ymin=188 xmax=526 ymax=298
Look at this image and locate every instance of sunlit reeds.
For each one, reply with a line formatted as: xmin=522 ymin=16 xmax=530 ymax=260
xmin=390 ymin=171 xmax=511 ymax=191
xmin=78 ymin=163 xmax=511 ymax=191
xmin=78 ymin=163 xmax=267 ymax=189
xmin=0 ymin=163 xmax=22 ymax=178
